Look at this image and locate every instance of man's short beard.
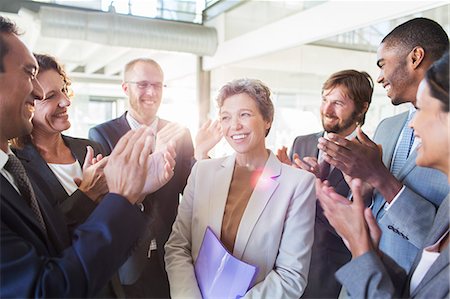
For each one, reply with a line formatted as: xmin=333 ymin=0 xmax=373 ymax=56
xmin=323 ymin=110 xmax=359 ymax=135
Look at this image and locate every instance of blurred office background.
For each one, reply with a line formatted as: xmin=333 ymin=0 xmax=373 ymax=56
xmin=1 ymin=0 xmax=448 ymax=156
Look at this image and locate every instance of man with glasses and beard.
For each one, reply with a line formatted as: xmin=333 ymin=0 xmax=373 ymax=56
xmin=89 ymin=58 xmax=193 ymax=299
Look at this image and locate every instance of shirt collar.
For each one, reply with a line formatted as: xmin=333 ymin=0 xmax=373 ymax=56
xmin=324 ymin=127 xmax=358 ymax=140
xmin=126 ymin=111 xmax=159 ymax=133
xmin=0 ymin=146 xmax=13 ymax=170
xmin=408 ymin=105 xmax=417 ymax=118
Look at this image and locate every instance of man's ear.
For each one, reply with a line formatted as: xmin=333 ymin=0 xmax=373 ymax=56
xmin=362 ymin=102 xmax=369 ymax=114
xmin=122 ymin=82 xmax=129 ymax=95
xmin=409 ymin=46 xmax=425 ymax=70
xmin=357 ymin=102 xmax=369 ymax=125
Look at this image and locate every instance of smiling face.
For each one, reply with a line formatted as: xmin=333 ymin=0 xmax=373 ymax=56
xmin=376 ymin=43 xmax=416 ymax=106
xmin=32 ymin=69 xmax=71 ymax=134
xmin=409 ymin=80 xmax=449 ymax=174
xmin=220 ymin=93 xmax=271 ymax=157
xmin=0 ymin=33 xmax=43 ymax=149
xmin=320 ymin=86 xmax=359 ymax=136
xmin=122 ymin=61 xmax=164 ymax=125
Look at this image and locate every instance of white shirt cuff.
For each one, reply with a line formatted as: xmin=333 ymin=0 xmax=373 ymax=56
xmin=383 ymin=185 xmax=406 ymax=211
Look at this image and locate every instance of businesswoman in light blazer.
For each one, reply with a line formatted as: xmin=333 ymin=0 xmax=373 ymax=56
xmin=165 ymin=78 xmax=316 ymax=298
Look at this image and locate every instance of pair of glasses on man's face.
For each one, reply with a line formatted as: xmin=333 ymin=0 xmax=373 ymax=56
xmin=125 ymin=81 xmax=166 ymax=90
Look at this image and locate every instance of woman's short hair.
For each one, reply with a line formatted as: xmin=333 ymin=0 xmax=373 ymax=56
xmin=217 ymin=78 xmax=274 ymax=136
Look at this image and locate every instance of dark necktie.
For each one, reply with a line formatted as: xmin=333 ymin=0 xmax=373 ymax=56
xmin=319 ymin=160 xmax=331 ymax=181
xmin=5 ymin=154 xmax=47 ymax=233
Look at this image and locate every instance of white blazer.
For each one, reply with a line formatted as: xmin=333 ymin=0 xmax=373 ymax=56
xmin=165 ymin=151 xmax=316 ymax=299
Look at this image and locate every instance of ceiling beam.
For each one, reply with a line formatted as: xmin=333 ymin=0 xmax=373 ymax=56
xmin=103 ymin=49 xmax=159 ymax=76
xmin=203 ymin=1 xmax=447 ymax=70
xmin=84 ymin=47 xmax=130 ymax=74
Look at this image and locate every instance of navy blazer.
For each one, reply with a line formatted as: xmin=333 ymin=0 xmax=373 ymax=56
xmin=290 ymin=131 xmax=352 ymax=299
xmin=89 ymin=113 xmax=194 ymax=280
xmin=0 ymin=170 xmax=148 ymax=297
xmin=14 ymin=135 xmax=105 ymax=233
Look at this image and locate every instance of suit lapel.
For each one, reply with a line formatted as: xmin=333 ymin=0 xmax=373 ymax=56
xmin=62 ymin=135 xmax=84 ymax=167
xmin=409 ymin=195 xmax=449 ymax=296
xmin=1 ymin=176 xmax=49 ymax=241
xmin=412 ymin=245 xmax=449 ymax=297
xmin=426 ymin=195 xmax=450 ymax=244
xmin=233 ymin=152 xmax=280 ymax=259
xmin=395 ymin=147 xmax=417 ymax=180
xmin=31 ymin=179 xmax=70 ymax=254
xmin=372 ymin=112 xmax=410 ymax=216
xmin=208 ymin=155 xmax=235 ymax=236
xmin=312 ymin=132 xmax=322 ymax=158
xmin=15 ymin=144 xmax=69 ymax=205
xmin=116 ymin=113 xmax=133 ymax=142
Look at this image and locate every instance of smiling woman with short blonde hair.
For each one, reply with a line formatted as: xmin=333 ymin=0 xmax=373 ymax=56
xmin=165 ymin=78 xmax=316 ymax=299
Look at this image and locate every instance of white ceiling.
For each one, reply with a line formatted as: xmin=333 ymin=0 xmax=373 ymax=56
xmin=2 ymin=1 xmax=449 ymax=93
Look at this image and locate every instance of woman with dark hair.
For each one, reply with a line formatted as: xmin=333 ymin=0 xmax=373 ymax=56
xmin=165 ymin=78 xmax=316 ymax=298
xmin=13 ymin=54 xmax=108 ymax=233
xmin=317 ymin=51 xmax=449 ymax=298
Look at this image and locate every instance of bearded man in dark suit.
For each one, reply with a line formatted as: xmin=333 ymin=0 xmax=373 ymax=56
xmin=277 ymin=69 xmax=373 ymax=298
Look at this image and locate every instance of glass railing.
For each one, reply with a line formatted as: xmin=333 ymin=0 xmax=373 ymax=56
xmin=28 ymin=0 xmax=205 ymax=23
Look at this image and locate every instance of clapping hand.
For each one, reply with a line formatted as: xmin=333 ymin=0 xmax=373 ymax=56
xmin=276 ymin=146 xmax=293 ymax=166
xmin=104 ymin=126 xmax=155 ymax=204
xmin=155 ymin=122 xmax=187 ymax=153
xmin=142 ymin=141 xmax=177 ymax=194
xmin=294 ymin=155 xmax=321 ymax=178
xmin=318 ymin=127 xmax=402 ymax=202
xmin=317 ymin=127 xmax=384 ymax=184
xmin=194 ymin=119 xmax=223 ymax=160
xmin=276 ymin=146 xmax=322 ymax=178
xmin=316 ymin=178 xmax=381 ymax=258
xmin=75 ymin=146 xmax=108 ymax=203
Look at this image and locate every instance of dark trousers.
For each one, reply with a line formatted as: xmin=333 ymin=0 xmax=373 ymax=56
xmin=122 ymin=251 xmax=170 ymax=299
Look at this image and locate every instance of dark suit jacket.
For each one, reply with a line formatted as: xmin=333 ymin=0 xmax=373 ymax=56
xmin=291 ymin=131 xmax=352 ymax=299
xmin=336 ymin=194 xmax=449 ymax=298
xmin=89 ymin=112 xmax=194 ymax=289
xmin=14 ymin=135 xmax=105 ymax=233
xmin=0 ymin=164 xmax=148 ymax=297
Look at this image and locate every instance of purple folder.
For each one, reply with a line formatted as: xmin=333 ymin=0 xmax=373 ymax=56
xmin=194 ymin=227 xmax=258 ymax=299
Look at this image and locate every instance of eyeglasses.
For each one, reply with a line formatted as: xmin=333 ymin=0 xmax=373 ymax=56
xmin=125 ymin=81 xmax=166 ymax=90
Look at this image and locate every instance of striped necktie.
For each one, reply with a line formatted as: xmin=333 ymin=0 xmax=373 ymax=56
xmin=5 ymin=154 xmax=47 ymax=233
xmin=391 ymin=112 xmax=415 ymax=177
